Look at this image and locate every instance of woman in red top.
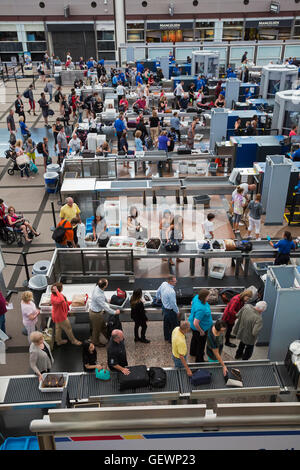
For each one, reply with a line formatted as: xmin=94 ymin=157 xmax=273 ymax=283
xmin=51 ymin=282 xmax=82 ymax=346
xmin=0 ymin=199 xmax=6 ymax=228
xmin=289 ymin=125 xmax=297 ymax=138
xmin=221 ymin=289 xmax=252 ymax=348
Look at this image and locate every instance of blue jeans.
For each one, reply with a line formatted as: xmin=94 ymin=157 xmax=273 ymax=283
xmin=172 ymin=354 xmax=186 ymax=368
xmin=55 ymin=242 xmax=67 ymax=248
xmin=162 ymin=307 xmax=179 ymax=342
xmin=0 ymin=314 xmax=6 ymax=334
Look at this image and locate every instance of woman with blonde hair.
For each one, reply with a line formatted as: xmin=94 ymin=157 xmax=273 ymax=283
xmin=21 ymin=291 xmax=40 ymax=342
xmin=221 ymin=289 xmax=253 ymax=348
xmin=29 ymin=331 xmax=54 ymax=381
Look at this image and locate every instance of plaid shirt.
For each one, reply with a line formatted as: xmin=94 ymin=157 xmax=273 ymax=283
xmin=222 ymin=295 xmax=244 ymax=325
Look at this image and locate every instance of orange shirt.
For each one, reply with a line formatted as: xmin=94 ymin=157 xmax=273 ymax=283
xmin=57 ymin=219 xmax=74 ymax=245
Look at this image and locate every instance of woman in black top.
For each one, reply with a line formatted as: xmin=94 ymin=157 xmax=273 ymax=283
xmin=130 ymin=289 xmax=150 ymax=343
xmin=82 ymin=341 xmax=100 ymax=372
xmin=52 ymin=119 xmax=61 ymax=152
xmin=136 ymin=117 xmax=148 ymax=144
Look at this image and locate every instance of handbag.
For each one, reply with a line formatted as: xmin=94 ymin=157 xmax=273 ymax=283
xmin=16 ymin=154 xmax=30 ymax=166
xmin=29 ymin=160 xmax=38 ymax=174
xmin=117 ymin=288 xmax=126 ymax=299
xmin=95 ymin=368 xmax=111 ymax=381
xmin=165 ymin=240 xmax=180 ymax=252
xmin=97 ymin=236 xmax=109 ymax=247
xmin=225 ymin=368 xmax=243 ymax=388
xmin=47 ymin=109 xmax=55 ymax=116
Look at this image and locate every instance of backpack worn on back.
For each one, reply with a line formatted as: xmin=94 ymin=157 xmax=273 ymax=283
xmin=23 ymin=89 xmax=30 ymax=99
xmin=52 ymin=220 xmax=68 ymax=243
xmin=106 ymin=314 xmax=122 ymax=340
xmin=36 ymin=142 xmax=44 ymax=154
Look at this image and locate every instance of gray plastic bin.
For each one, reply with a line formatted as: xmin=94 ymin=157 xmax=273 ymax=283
xmin=193 ymin=195 xmax=211 ymax=208
xmin=32 ymin=260 xmax=51 ymax=276
xmin=28 ymin=274 xmax=48 ymax=307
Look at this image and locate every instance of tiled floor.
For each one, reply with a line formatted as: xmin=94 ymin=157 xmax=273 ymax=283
xmin=0 ymin=75 xmax=299 ymax=381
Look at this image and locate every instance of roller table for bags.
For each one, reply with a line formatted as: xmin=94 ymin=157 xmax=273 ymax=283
xmin=178 ymin=360 xmax=288 ymax=402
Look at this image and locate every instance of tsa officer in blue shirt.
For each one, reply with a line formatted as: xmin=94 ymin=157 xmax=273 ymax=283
xmin=156 ymin=276 xmax=179 ymax=343
xmin=245 ymin=88 xmax=253 ymax=100
xmin=135 ymin=72 xmax=143 ymax=86
xmin=269 ymin=231 xmax=296 ymax=265
xmin=291 ymin=148 xmax=300 ymax=162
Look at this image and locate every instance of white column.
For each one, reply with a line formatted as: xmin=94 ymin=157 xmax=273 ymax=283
xmin=114 ymin=0 xmax=126 ymax=65
xmin=214 ymin=20 xmax=223 ymax=42
xmin=16 ymin=23 xmax=27 ymax=53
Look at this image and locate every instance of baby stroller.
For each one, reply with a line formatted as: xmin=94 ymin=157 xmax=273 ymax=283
xmin=6 ymin=147 xmax=30 ymax=177
xmin=5 ymin=147 xmax=19 ymax=176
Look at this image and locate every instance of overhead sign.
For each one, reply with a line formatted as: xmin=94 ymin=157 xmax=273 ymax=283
xmin=147 ymin=22 xmax=194 ymax=30
xmin=245 ymin=19 xmax=292 ymax=28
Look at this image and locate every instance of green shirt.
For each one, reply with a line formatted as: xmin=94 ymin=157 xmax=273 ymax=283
xmin=206 ymin=326 xmax=224 ymax=361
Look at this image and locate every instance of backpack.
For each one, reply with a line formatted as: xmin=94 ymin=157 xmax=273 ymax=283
xmin=36 ymin=142 xmax=44 ymax=154
xmin=148 ymin=367 xmax=167 ymax=389
xmin=23 ymin=89 xmax=30 ymax=99
xmin=207 ymin=288 xmax=219 ymax=305
xmin=145 ymin=136 xmax=153 ymax=150
xmin=52 ymin=220 xmax=68 ymax=243
xmin=54 ymin=91 xmax=60 ymax=103
xmin=236 ymin=240 xmax=253 ymax=252
xmin=106 ymin=314 xmax=122 ymax=340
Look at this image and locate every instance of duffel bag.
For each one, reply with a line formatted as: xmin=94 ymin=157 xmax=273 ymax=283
xmin=191 ymin=369 xmax=212 ymax=386
xmin=177 ymin=146 xmax=191 ymax=155
xmin=224 ymin=239 xmax=236 ymax=251
xmin=236 ymin=240 xmax=252 ymax=252
xmin=146 ymin=238 xmax=161 ymax=250
xmin=165 ymin=240 xmax=180 ymax=252
xmin=118 ymin=365 xmax=149 ymax=391
xmin=149 ymin=367 xmax=167 ymax=389
xmin=207 ymin=288 xmax=219 ymax=305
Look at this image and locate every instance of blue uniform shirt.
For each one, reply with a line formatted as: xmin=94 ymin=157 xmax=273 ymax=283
xmin=114 ymin=119 xmax=126 ymax=133
xmin=292 ymin=149 xmax=300 ymax=161
xmin=273 ymin=239 xmax=295 ymax=254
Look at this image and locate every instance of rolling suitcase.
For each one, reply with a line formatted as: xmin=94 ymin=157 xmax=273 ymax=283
xmin=118 ymin=365 xmax=149 ymax=391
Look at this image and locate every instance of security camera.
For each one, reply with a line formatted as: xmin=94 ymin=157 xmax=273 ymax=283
xmin=169 ymin=2 xmax=174 ymax=16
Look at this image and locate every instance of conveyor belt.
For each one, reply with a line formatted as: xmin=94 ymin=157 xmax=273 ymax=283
xmin=4 ymin=377 xmax=63 ymax=404
xmin=84 ymin=369 xmax=179 ymax=400
xmin=179 ymin=364 xmax=280 ymax=396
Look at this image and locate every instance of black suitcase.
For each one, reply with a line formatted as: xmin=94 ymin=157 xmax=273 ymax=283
xmin=118 ymin=365 xmax=149 ymax=391
xmin=175 ymin=287 xmax=194 ymax=306
xmin=149 ymin=367 xmax=167 ymax=389
xmin=177 ymin=146 xmax=191 ymax=155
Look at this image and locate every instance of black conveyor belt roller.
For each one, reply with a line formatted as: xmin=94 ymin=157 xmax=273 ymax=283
xmin=4 ymin=377 xmax=63 ymax=404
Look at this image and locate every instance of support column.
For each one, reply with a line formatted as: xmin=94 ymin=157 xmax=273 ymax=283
xmin=113 ymin=0 xmax=126 ymax=66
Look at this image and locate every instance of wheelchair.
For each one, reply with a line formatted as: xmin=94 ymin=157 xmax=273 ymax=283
xmin=0 ymin=221 xmax=34 ymax=247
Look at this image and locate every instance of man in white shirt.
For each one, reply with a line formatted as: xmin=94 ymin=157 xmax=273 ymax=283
xmin=89 ymin=279 xmax=120 ymax=347
xmin=67 ymin=133 xmax=82 ymax=154
xmin=174 ymin=81 xmax=184 ymax=109
xmin=116 ymin=81 xmax=126 ymax=106
xmin=203 ymin=213 xmax=215 ymax=239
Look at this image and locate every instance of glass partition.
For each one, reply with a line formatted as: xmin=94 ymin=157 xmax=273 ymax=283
xmin=175 ymin=47 xmax=199 ymax=61
xmin=203 ymin=46 xmax=227 ymax=64
xmin=229 ymin=46 xmax=255 ymax=67
xmin=256 ymin=45 xmax=282 ymax=66
xmin=148 ymin=48 xmax=173 ymax=60
xmin=284 ymin=44 xmax=300 ymax=59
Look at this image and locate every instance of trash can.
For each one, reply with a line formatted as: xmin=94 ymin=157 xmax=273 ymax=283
xmin=193 ymin=195 xmax=211 ymax=209
xmin=32 ymin=260 xmax=51 ymax=276
xmin=44 ymin=172 xmax=59 ymax=194
xmin=54 ymin=73 xmax=61 ymax=85
xmin=28 ymin=274 xmax=48 ymax=308
xmin=47 ymin=163 xmax=60 ymax=173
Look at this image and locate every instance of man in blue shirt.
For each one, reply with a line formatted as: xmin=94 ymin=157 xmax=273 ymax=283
xmin=245 ymin=88 xmax=252 ymax=100
xmin=172 ymin=64 xmax=180 ymax=76
xmin=292 ymin=148 xmax=300 ymax=161
xmin=135 ymin=72 xmax=143 ymax=86
xmin=114 ymin=114 xmax=127 ymax=151
xmin=87 ymin=58 xmax=94 ymax=69
xmin=136 ymin=62 xmax=144 ymax=74
xmin=156 ymin=276 xmax=179 ymax=343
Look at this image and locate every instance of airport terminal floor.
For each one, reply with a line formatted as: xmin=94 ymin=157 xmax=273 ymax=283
xmin=1 ymin=35 xmax=300 ymax=451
